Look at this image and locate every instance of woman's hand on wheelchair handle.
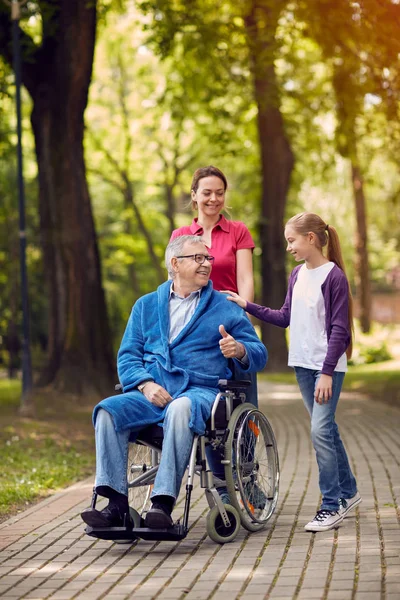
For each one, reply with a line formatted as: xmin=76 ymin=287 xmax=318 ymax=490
xmin=142 ymin=382 xmax=173 ymax=407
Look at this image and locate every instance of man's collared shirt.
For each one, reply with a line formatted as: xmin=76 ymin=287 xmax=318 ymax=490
xmin=168 ymin=284 xmax=249 ymax=366
xmin=169 ymin=284 xmax=202 ymax=343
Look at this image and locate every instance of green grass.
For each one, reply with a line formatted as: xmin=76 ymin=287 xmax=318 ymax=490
xmin=0 ymin=380 xmax=95 ymax=522
xmin=0 ymin=433 xmax=94 ymax=514
xmin=344 ymin=362 xmax=400 ymax=404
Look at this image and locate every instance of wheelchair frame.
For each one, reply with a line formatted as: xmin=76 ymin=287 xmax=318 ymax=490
xmin=84 ymin=379 xmax=279 ymax=544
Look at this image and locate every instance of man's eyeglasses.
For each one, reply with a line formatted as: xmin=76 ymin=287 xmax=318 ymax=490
xmin=176 ymin=254 xmax=215 ymax=264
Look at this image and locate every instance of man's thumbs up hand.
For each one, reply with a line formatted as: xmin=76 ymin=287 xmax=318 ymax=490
xmin=219 ymin=324 xmax=229 ymax=338
xmin=219 ymin=325 xmax=245 ymax=359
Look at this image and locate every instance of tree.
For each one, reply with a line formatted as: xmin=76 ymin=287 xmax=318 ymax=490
xmin=333 ymin=61 xmax=372 ymax=332
xmin=243 ymin=0 xmax=294 ymax=369
xmin=300 ymin=0 xmax=400 ymax=332
xmin=0 ymin=1 xmax=115 ymax=394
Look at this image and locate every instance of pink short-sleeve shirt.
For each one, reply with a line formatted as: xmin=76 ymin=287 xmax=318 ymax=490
xmin=170 ymin=215 xmax=255 ymax=293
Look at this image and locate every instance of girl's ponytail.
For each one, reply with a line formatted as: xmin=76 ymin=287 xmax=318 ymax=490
xmin=325 ymin=225 xmax=354 ymax=359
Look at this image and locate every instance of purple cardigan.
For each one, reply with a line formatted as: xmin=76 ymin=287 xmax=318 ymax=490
xmin=246 ymin=264 xmax=351 ymax=376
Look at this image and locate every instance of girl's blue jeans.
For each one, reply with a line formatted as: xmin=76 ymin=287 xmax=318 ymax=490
xmin=294 ymin=367 xmax=357 ymax=511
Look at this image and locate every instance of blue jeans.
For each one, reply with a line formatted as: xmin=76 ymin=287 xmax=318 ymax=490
xmin=94 ymin=396 xmax=194 ymax=501
xmin=295 ymin=367 xmax=357 ymax=511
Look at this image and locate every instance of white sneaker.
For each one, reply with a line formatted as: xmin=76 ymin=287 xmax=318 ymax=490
xmin=304 ymin=509 xmax=344 ymax=532
xmin=339 ymin=492 xmax=362 ymax=517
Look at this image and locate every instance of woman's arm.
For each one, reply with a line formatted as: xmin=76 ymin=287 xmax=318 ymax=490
xmin=236 ymin=248 xmax=254 ymax=302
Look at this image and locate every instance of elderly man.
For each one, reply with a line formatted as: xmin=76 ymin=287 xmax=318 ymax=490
xmin=81 ymin=235 xmax=267 ymax=529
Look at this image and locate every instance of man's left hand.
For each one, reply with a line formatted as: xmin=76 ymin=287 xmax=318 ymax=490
xmin=219 ymin=324 xmax=245 ymax=359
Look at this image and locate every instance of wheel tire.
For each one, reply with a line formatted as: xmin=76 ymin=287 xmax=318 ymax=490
xmin=224 ymin=404 xmax=279 ymax=532
xmin=113 ymin=508 xmax=141 ymax=544
xmin=206 ymin=504 xmax=240 ymax=544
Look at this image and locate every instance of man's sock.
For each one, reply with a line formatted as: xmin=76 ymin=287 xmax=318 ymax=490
xmin=151 ymin=494 xmax=174 ymax=514
xmin=106 ymin=489 xmax=129 ymax=515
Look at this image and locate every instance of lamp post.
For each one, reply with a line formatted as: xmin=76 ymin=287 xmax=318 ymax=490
xmin=4 ymin=0 xmax=32 ymax=412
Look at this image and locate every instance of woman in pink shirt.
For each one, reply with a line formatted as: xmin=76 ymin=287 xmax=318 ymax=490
xmin=170 ymin=165 xmax=255 ymax=301
xmin=170 ymin=166 xmax=259 ymax=503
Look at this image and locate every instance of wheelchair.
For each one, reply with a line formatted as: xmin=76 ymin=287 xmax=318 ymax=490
xmin=84 ymin=379 xmax=280 ymax=544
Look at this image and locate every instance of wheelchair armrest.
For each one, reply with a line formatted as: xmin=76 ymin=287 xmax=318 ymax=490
xmin=116 ymin=379 xmax=251 ymax=394
xmin=217 ymin=379 xmax=252 ymax=389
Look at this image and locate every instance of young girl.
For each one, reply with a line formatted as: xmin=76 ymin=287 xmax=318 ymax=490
xmin=225 ymin=212 xmax=361 ymax=532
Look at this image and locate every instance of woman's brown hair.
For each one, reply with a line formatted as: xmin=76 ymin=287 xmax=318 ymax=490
xmin=286 ymin=212 xmax=354 ymax=358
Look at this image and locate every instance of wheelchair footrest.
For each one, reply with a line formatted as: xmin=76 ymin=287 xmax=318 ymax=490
xmin=85 ymin=524 xmax=138 ymax=541
xmin=85 ymin=523 xmax=187 ymax=542
xmin=132 ymin=525 xmax=187 ymax=541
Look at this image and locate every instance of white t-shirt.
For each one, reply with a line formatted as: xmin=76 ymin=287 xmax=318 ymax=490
xmin=288 ymin=262 xmax=347 ymax=372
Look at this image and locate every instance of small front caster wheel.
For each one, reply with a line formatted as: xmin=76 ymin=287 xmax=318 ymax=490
xmin=114 ymin=507 xmax=141 ymax=544
xmin=206 ymin=504 xmax=240 ymax=544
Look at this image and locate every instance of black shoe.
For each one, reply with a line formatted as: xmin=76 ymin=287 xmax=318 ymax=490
xmin=144 ymin=503 xmax=174 ymax=529
xmin=81 ymin=504 xmax=130 ymax=528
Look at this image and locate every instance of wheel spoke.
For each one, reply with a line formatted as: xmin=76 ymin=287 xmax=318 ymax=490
xmin=224 ymin=404 xmax=279 ymax=531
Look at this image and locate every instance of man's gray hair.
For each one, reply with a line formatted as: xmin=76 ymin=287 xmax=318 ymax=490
xmin=165 ymin=235 xmax=206 ymax=278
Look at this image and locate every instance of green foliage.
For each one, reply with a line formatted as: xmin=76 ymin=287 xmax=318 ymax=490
xmin=349 ymin=341 xmax=393 ymax=366
xmin=1 ymin=0 xmax=399 ymax=380
xmin=360 ymin=343 xmax=393 ymax=365
xmin=86 ymin=5 xmax=262 ymax=336
xmin=0 ymin=379 xmax=21 ymax=408
xmin=349 ymin=321 xmax=398 ymax=366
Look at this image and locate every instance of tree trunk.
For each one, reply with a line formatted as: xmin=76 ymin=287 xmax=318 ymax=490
xmin=244 ymin=0 xmax=294 ymax=371
xmin=351 ymin=162 xmax=371 ymax=333
xmin=165 ymin=183 xmax=176 ymax=233
xmin=122 ymin=198 xmax=141 ymax=298
xmin=123 ymin=177 xmax=165 ymax=285
xmin=20 ymin=1 xmax=114 ymax=394
xmin=6 ymin=275 xmax=21 ymax=380
xmin=331 ymin=63 xmax=372 ymax=335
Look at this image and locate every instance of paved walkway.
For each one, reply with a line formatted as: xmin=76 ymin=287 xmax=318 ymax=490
xmin=0 ymin=383 xmax=399 ymax=600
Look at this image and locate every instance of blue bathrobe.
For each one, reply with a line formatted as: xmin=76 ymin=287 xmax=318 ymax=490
xmin=95 ymin=281 xmax=267 ymax=435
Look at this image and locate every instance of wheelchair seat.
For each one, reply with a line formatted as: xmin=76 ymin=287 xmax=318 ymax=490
xmin=129 ymin=379 xmax=252 ymax=448
xmin=134 ymin=424 xmax=164 ymax=449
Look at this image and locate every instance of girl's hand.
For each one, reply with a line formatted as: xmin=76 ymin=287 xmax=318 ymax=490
xmin=221 ymin=290 xmax=247 ymax=309
xmin=315 ymin=374 xmax=333 ymax=404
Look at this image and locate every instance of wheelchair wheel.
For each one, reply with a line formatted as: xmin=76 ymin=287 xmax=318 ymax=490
xmin=206 ymin=504 xmax=240 ymax=544
xmin=127 ymin=444 xmax=154 ymax=516
xmin=224 ymin=403 xmax=279 ymax=532
xmin=114 ymin=508 xmax=141 ymax=544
